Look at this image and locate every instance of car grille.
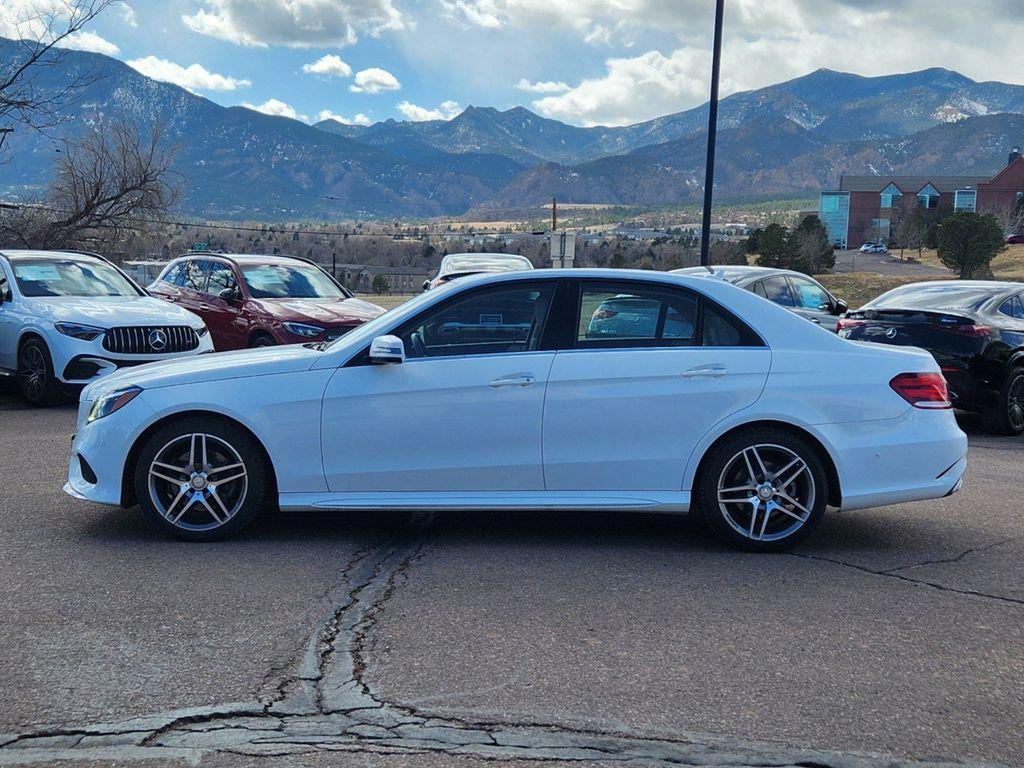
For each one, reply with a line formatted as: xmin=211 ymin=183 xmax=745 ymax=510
xmin=102 ymin=326 xmax=199 ymax=355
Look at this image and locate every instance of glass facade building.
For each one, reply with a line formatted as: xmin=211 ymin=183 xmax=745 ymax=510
xmin=818 ymin=191 xmax=850 ymax=248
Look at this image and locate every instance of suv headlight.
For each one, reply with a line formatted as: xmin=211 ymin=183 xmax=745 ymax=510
xmin=282 ymin=322 xmax=324 ymax=338
xmin=194 ymin=324 xmax=209 ymax=337
xmin=55 ymin=322 xmax=105 ymax=341
xmin=87 ymin=385 xmax=143 ymax=423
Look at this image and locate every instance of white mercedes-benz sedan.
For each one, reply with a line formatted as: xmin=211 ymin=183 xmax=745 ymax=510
xmin=64 ymin=269 xmax=967 ymax=551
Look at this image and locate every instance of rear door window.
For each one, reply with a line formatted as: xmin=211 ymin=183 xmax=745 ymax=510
xmin=577 ymin=282 xmax=698 ymax=347
xmin=760 ymin=276 xmax=796 ymax=307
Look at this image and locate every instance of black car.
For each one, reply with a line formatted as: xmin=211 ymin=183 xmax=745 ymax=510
xmin=838 ymin=281 xmax=1024 ymax=434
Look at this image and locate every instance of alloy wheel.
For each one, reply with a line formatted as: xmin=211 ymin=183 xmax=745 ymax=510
xmin=716 ymin=443 xmax=816 ymax=543
xmin=147 ymin=433 xmax=248 ymax=531
xmin=18 ymin=345 xmax=48 ymax=402
xmin=1008 ymin=374 xmax=1024 ymax=433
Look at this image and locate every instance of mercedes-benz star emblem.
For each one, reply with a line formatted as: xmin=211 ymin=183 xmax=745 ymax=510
xmin=148 ymin=329 xmax=168 ymax=351
xmin=884 ymin=327 xmax=898 ymax=339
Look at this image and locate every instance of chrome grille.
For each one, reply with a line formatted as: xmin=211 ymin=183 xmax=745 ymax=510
xmin=102 ymin=326 xmax=199 ymax=355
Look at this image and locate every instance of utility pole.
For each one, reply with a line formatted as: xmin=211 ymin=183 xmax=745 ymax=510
xmin=551 ymin=197 xmax=557 ymax=232
xmin=699 ymin=0 xmax=725 ymax=267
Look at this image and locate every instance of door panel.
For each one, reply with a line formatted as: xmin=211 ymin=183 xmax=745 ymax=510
xmin=202 ymin=262 xmax=246 ymax=349
xmin=542 ymin=347 xmax=770 ymax=490
xmin=321 ymin=353 xmax=555 ymax=492
xmin=0 ymin=268 xmax=16 ymax=371
xmin=789 ymin=276 xmax=838 ymax=330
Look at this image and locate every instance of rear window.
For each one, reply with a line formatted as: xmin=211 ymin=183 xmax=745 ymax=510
xmin=867 ymin=283 xmax=995 ymax=311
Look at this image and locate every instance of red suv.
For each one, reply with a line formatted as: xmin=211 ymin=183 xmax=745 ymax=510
xmin=149 ymin=253 xmax=386 ymax=349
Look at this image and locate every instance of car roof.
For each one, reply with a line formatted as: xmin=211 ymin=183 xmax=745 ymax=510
xmin=176 ymin=252 xmax=314 ymax=265
xmin=0 ymin=249 xmax=107 ymax=263
xmin=863 ymin=280 xmax=1023 ymax=311
xmin=671 ymin=265 xmax=812 ymax=284
xmin=439 ymin=252 xmax=533 ymax=275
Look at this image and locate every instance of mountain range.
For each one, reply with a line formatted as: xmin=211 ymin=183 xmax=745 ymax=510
xmin=4 ymin=37 xmax=1024 ymax=218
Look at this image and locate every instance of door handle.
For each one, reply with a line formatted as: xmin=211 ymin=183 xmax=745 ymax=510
xmin=810 ymin=317 xmax=821 ymax=324
xmin=681 ymin=365 xmax=728 ymax=379
xmin=489 ymin=374 xmax=536 ymax=388
xmin=199 ymin=303 xmax=210 ymax=311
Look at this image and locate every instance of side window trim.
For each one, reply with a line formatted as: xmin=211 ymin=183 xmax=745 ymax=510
xmin=566 ymin=278 xmax=765 ymax=351
xmin=346 ymin=279 xmax=561 ymax=366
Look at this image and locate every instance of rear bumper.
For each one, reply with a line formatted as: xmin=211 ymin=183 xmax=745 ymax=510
xmin=817 ymin=409 xmax=967 ymax=512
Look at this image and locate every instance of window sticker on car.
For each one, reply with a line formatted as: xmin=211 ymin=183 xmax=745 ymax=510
xmin=479 ymin=313 xmax=503 ymax=325
xmin=15 ymin=264 xmax=61 ymax=281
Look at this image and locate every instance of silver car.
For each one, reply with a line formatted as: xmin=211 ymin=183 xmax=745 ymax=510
xmin=672 ymin=266 xmax=848 ymax=331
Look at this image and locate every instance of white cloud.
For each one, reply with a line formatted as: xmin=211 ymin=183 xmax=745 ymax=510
xmin=317 ymin=109 xmax=372 ymax=125
xmin=350 ymin=67 xmax=401 ymax=94
xmin=242 ymin=98 xmax=308 ymax=121
xmin=396 ymin=100 xmax=461 ymax=121
xmin=60 ymin=30 xmax=120 ymax=56
xmin=583 ymin=24 xmax=613 ymax=45
xmin=303 ymin=54 xmax=352 ymax=78
xmin=531 ymin=48 xmax=707 ymax=126
xmin=127 ymin=56 xmax=251 ymax=92
xmin=182 ymin=0 xmax=403 ymax=48
xmin=120 ymin=2 xmax=138 ymax=28
xmin=515 ymin=78 xmax=569 ymax=93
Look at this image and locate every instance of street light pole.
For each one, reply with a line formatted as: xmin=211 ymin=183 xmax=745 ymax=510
xmin=699 ymin=0 xmax=725 ymax=267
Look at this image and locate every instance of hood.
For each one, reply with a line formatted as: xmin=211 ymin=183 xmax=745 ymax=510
xmin=83 ymin=344 xmax=323 ymax=399
xmin=24 ymin=295 xmax=203 ymax=327
xmin=250 ymin=296 xmax=385 ymax=325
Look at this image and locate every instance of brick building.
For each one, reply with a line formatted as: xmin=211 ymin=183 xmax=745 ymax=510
xmin=818 ymin=147 xmax=1024 ymax=248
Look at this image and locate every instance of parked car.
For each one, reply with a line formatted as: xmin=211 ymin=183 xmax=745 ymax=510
xmin=673 ymin=266 xmax=848 ymax=330
xmin=859 ymin=242 xmax=889 ymax=254
xmin=838 ymin=280 xmax=1024 ymax=435
xmin=0 ymin=249 xmax=212 ymax=406
xmin=148 ymin=253 xmax=386 ymax=349
xmin=67 ymin=269 xmax=965 ymax=551
xmin=423 ymin=252 xmax=533 ymax=291
xmin=1005 ymin=234 xmax=1024 ymax=245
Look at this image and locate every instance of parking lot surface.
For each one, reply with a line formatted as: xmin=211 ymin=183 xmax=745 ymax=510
xmin=0 ymin=387 xmax=1021 ymax=767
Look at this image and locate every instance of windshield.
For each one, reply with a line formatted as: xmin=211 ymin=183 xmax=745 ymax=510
xmin=866 ymin=283 xmax=995 ymax=312
xmin=240 ymin=264 xmax=345 ymax=299
xmin=12 ymin=258 xmax=140 ymax=297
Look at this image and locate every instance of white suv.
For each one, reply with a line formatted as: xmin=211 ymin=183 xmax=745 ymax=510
xmin=0 ymin=250 xmax=213 ymax=406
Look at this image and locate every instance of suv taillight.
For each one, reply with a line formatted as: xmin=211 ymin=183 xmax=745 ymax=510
xmin=889 ymin=372 xmax=951 ymax=409
xmin=836 ymin=318 xmax=864 ymax=332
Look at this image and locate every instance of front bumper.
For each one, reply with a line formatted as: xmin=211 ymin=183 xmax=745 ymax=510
xmin=64 ymin=392 xmax=154 ymax=507
xmin=54 ymin=333 xmax=215 ymax=385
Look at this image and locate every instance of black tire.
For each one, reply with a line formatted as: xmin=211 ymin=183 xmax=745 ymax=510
xmin=981 ymin=366 xmax=1024 ymax=436
xmin=248 ymin=333 xmax=276 ymax=348
xmin=17 ymin=337 xmax=62 ymax=407
xmin=133 ymin=415 xmax=271 ymax=541
xmin=697 ymin=428 xmax=828 ymax=552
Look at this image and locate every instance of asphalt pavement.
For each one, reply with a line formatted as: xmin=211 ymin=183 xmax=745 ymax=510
xmin=832 ymin=250 xmax=951 ymax=276
xmin=0 ymin=387 xmax=1020 ymax=767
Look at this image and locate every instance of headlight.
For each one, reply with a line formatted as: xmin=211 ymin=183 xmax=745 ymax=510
xmin=87 ymin=385 xmax=143 ymax=423
xmin=55 ymin=322 xmax=105 ymax=341
xmin=282 ymin=322 xmax=324 ymax=338
xmin=195 ymin=324 xmax=209 ymax=337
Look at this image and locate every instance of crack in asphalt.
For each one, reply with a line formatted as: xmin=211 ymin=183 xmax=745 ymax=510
xmin=0 ymin=515 xmax=1007 ymax=767
xmin=789 ymin=544 xmax=1024 ymax=607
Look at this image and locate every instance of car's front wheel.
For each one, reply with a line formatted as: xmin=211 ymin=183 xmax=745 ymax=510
xmin=698 ymin=429 xmax=828 ymax=552
xmin=133 ymin=416 xmax=271 ymax=541
xmin=17 ymin=337 xmax=62 ymax=406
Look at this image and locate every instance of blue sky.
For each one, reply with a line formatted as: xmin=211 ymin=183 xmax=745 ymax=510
xmin=13 ymin=0 xmax=1024 ymax=128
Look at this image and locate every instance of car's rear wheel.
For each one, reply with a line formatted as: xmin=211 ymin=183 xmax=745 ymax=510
xmin=698 ymin=429 xmax=828 ymax=552
xmin=133 ymin=416 xmax=270 ymax=541
xmin=17 ymin=337 xmax=62 ymax=407
xmin=982 ymin=367 xmax=1024 ymax=436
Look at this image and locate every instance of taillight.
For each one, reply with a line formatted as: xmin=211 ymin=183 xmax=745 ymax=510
xmin=942 ymin=323 xmax=990 ymax=337
xmin=592 ymin=308 xmax=618 ymax=321
xmin=889 ymin=372 xmax=952 ymax=409
xmin=836 ymin=318 xmax=864 ymax=332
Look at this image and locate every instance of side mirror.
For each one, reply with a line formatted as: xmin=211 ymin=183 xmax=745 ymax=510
xmin=219 ymin=287 xmax=240 ymax=303
xmin=422 ymin=280 xmax=431 ymax=292
xmin=368 ymin=334 xmax=405 ymax=364
xmin=833 ymin=299 xmax=849 ymax=315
